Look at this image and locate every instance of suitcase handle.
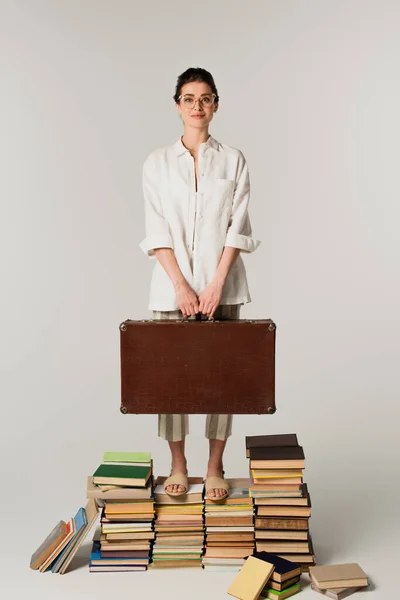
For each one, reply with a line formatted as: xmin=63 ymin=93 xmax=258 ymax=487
xmin=179 ymin=314 xmax=215 ymax=322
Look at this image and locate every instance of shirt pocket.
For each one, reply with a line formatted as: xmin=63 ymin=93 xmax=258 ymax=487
xmin=211 ymin=178 xmax=235 ymax=217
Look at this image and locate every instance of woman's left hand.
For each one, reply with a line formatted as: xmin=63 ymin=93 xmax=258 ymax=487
xmin=198 ymin=279 xmax=224 ymax=319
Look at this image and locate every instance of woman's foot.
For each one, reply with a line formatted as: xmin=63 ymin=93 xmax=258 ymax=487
xmin=165 ymin=459 xmax=188 ymax=494
xmin=206 ymin=460 xmax=227 ymax=499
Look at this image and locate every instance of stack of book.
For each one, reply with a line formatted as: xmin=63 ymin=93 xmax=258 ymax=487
xmin=30 ymin=499 xmax=99 ymax=574
xmin=246 ymin=433 xmax=315 ymax=572
xmin=309 ymin=563 xmax=369 ymax=599
xmin=255 ymin=552 xmax=302 ymax=599
xmin=202 ymin=477 xmax=255 ymax=572
xmin=86 ymin=451 xmax=155 ymax=572
xmin=151 ymin=475 xmax=204 ymax=568
xmin=227 ymin=552 xmax=302 ymax=600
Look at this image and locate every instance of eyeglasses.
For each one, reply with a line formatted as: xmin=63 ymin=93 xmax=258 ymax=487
xmin=178 ymin=93 xmax=216 ymax=109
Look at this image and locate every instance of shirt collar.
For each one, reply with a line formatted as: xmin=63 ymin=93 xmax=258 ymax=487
xmin=173 ymin=134 xmax=220 ymax=157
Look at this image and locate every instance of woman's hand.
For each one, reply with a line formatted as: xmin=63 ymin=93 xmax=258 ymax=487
xmin=198 ymin=279 xmax=224 ymax=319
xmin=174 ymin=280 xmax=199 ymax=317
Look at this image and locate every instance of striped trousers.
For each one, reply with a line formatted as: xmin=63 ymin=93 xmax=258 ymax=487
xmin=152 ymin=304 xmax=242 ymax=442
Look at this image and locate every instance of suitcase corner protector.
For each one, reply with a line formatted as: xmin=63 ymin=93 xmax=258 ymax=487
xmin=120 ymin=405 xmax=128 ymax=414
xmin=267 ymin=407 xmax=276 ymax=414
xmin=268 ymin=321 xmax=276 ymax=332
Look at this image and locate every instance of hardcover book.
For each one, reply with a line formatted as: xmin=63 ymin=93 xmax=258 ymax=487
xmin=30 ymin=520 xmax=67 ymax=570
xmin=92 ymin=464 xmax=151 ymax=487
xmin=246 ymin=434 xmax=298 ymax=457
xmin=309 ymin=563 xmax=369 ymax=589
xmin=227 ymin=555 xmax=275 ymax=600
xmin=310 ymin=584 xmax=363 ymax=599
xmin=249 ymin=446 xmax=304 ymax=464
xmin=86 ymin=476 xmax=153 ymax=500
xmin=252 ymin=551 xmax=301 ymax=583
xmin=102 ymin=451 xmax=151 ymax=463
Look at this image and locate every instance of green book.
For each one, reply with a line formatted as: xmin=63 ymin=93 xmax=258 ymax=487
xmin=92 ymin=464 xmax=151 ymax=487
xmin=260 ymin=583 xmax=301 ymax=599
xmin=102 ymin=451 xmax=151 ymax=463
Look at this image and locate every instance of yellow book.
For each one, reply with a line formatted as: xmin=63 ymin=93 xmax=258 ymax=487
xmin=251 ymin=469 xmax=303 ymax=479
xmin=227 ymin=556 xmax=275 ymax=600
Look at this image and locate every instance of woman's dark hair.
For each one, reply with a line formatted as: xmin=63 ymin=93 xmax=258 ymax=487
xmin=173 ymin=67 xmax=219 ymax=104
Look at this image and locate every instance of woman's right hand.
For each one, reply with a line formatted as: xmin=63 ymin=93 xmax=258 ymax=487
xmin=174 ymin=280 xmax=199 ymax=317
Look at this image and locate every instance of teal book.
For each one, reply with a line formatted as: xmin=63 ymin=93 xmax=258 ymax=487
xmin=92 ymin=464 xmax=151 ymax=487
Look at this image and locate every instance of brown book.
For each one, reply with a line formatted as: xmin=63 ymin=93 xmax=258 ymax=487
xmin=206 ymin=532 xmax=254 ymax=542
xmin=30 ymin=520 xmax=68 ymax=570
xmin=86 ymin=476 xmax=152 ymax=500
xmin=251 ymin=477 xmax=303 ymax=490
xmin=227 ymin=555 xmax=275 ymax=600
xmin=100 ymin=543 xmax=151 ymax=551
xmin=255 ymin=498 xmax=309 ymax=506
xmin=255 ymin=517 xmax=309 ymax=530
xmin=277 ymin=553 xmax=315 ymax=563
xmin=268 ymin=575 xmax=301 ymax=591
xmin=101 ymin=550 xmax=150 ymax=558
xmin=310 ymin=583 xmax=363 ymax=599
xmin=206 ymin=542 xmax=255 ymax=547
xmin=246 ymin=434 xmax=298 ymax=451
xmin=204 ymin=547 xmax=254 ymax=558
xmin=205 ymin=496 xmax=252 ymax=505
xmin=309 ymin=563 xmax=369 ymax=590
xmin=256 ymin=506 xmax=311 ymax=517
xmin=156 ymin=514 xmax=202 ymax=522
xmin=105 ymin=531 xmax=155 ymax=540
xmin=255 ymin=540 xmax=310 ymax=553
xmin=249 ymin=446 xmax=304 ymax=460
xmin=105 ymin=502 xmax=154 ymax=514
xmin=249 ymin=446 xmax=305 ymax=469
xmin=255 ymin=530 xmax=308 ymax=540
xmin=250 ymin=484 xmax=302 ymax=492
xmin=38 ymin=519 xmax=77 ymax=573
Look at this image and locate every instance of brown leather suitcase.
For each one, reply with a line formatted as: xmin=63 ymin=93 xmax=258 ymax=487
xmin=119 ymin=318 xmax=276 ymax=414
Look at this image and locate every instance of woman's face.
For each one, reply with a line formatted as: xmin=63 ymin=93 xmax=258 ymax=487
xmin=176 ymin=81 xmax=218 ymax=129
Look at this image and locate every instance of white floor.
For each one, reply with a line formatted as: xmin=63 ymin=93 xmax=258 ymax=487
xmin=3 ymin=432 xmax=396 ymax=600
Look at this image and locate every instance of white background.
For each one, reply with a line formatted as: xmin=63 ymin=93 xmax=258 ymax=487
xmin=1 ymin=1 xmax=399 ymax=598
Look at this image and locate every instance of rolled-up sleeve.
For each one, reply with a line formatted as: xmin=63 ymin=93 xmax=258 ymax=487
xmin=224 ymin=151 xmax=261 ymax=253
xmin=139 ymin=155 xmax=174 ymax=259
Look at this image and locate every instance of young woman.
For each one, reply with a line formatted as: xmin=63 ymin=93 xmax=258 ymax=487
xmin=139 ymin=67 xmax=260 ymax=501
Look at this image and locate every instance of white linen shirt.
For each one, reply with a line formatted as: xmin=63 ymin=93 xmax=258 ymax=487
xmin=139 ymin=134 xmax=261 ymax=311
